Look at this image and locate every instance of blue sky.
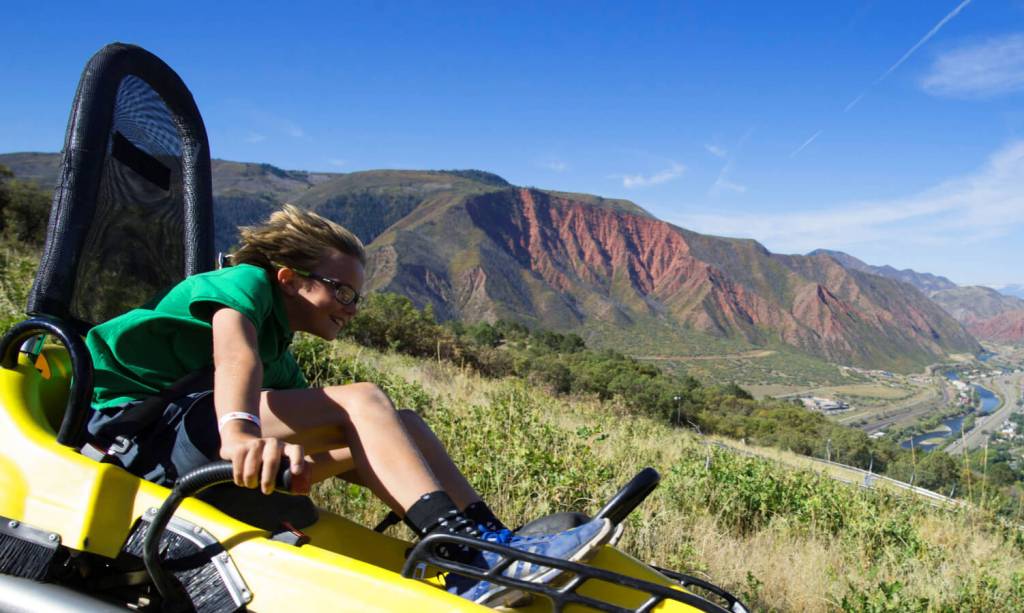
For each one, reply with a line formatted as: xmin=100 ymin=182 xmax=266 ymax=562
xmin=2 ymin=1 xmax=1023 ymax=287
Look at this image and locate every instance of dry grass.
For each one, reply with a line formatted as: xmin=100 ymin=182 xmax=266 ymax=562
xmin=305 ymin=338 xmax=1024 ymax=612
xmin=689 ymin=518 xmax=842 ymax=611
xmin=745 ymin=383 xmax=812 ymax=398
xmin=828 ymin=384 xmax=913 ymax=400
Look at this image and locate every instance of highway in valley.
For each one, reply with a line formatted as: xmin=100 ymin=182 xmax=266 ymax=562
xmin=946 ymin=372 xmax=1024 ymax=454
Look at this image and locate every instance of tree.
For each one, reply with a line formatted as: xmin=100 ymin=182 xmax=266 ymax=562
xmin=0 ymin=165 xmax=50 ymax=245
xmin=342 ymin=293 xmax=453 ymax=357
xmin=915 ymin=451 xmax=960 ymax=492
xmin=987 ymin=462 xmax=1017 ymax=488
xmin=466 ymin=322 xmax=502 ymax=347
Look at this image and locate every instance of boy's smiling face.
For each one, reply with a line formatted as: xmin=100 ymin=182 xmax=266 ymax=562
xmin=278 ymin=249 xmax=365 ymax=340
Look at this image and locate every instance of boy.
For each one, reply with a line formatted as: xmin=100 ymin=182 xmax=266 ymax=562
xmin=84 ymin=205 xmax=612 ymax=605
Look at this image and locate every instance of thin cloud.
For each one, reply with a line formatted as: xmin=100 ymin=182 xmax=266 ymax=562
xmin=710 ymin=160 xmax=746 ymax=196
xmin=247 ymin=109 xmax=309 ymax=140
xmin=713 ymin=178 xmax=746 ymax=194
xmin=283 ymin=121 xmax=306 ymax=138
xmin=790 ymin=130 xmax=823 ymax=158
xmin=620 ymin=162 xmax=685 ymax=188
xmin=674 ymin=140 xmax=1024 ymax=254
xmin=845 ymin=0 xmax=876 ymax=31
xmin=710 ymin=129 xmax=754 ymax=195
xmin=705 ymin=144 xmax=727 ymax=158
xmin=244 ymin=132 xmax=266 ymax=143
xmin=921 ymin=33 xmax=1024 ymax=98
xmin=845 ymin=0 xmax=972 ymax=111
xmin=544 ymin=159 xmax=569 ymax=172
xmin=327 ymin=158 xmax=347 ymax=168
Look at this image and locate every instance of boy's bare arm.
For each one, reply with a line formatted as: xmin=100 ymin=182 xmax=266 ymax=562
xmin=211 ymin=307 xmax=262 ymax=427
xmin=211 ymin=307 xmax=305 ymax=493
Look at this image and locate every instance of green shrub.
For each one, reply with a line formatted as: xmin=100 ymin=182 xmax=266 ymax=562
xmin=666 ymin=446 xmax=870 ymax=536
xmin=0 ymin=166 xmax=50 ymax=246
xmin=333 ymin=292 xmax=963 ymax=497
xmin=840 ymin=581 xmax=929 ymax=613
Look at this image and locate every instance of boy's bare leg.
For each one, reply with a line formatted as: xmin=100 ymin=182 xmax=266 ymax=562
xmin=397 ymin=409 xmax=482 ymax=509
xmin=257 ymin=383 xmax=440 ymax=511
xmin=264 ymin=407 xmax=483 ymax=511
xmin=257 ymin=384 xmax=483 ymax=511
xmin=304 ymin=448 xmax=358 ymax=485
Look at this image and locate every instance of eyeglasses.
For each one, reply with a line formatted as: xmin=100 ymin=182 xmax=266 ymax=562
xmin=291 ymin=268 xmax=362 ymax=306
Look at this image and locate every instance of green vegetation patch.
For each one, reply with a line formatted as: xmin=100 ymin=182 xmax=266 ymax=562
xmin=291 ymin=335 xmax=1024 ymax=612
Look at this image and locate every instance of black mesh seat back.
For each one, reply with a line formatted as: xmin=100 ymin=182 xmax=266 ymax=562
xmin=29 ymin=43 xmax=214 ymax=331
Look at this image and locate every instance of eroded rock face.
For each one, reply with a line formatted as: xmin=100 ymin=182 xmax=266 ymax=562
xmin=967 ymin=311 xmax=1024 ymax=344
xmin=928 ymin=286 xmax=1024 ymax=344
xmin=458 ymin=187 xmax=979 ymax=367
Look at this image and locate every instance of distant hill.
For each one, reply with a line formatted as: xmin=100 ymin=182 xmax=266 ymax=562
xmin=967 ymin=310 xmax=1024 ymax=345
xmin=0 ymin=151 xmax=982 ymax=370
xmin=994 ymin=284 xmax=1024 ymax=300
xmin=807 ymin=248 xmax=1024 ymax=345
xmin=806 ymin=249 xmax=957 ymax=293
xmin=0 ymin=152 xmax=61 ymax=187
xmin=929 ymin=286 xmax=1024 ymax=344
xmin=929 ymin=286 xmax=1024 ymax=321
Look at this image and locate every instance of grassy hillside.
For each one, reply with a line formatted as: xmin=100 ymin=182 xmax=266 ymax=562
xmin=293 ymin=335 xmax=1024 ymax=612
xmin=0 ymin=233 xmax=1020 ymax=610
xmin=0 ymin=165 xmax=1021 ymax=610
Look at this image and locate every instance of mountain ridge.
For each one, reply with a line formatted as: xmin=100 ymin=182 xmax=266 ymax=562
xmin=366 ymin=183 xmax=979 ymax=369
xmin=806 ymin=248 xmax=958 ymax=293
xmin=0 ymin=151 xmax=983 ymax=370
xmin=807 ymin=248 xmax=1024 ymax=344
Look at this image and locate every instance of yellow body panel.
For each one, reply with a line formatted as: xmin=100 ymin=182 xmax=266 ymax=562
xmin=0 ymin=347 xmax=703 ymax=611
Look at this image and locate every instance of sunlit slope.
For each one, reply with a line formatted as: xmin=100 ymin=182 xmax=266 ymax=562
xmin=0 ymin=153 xmax=981 ymax=371
xmin=807 ymin=248 xmax=958 ymax=294
xmin=812 ymin=249 xmax=1024 ymax=345
xmin=297 ymin=336 xmax=1024 ymax=613
xmin=931 ymin=286 xmax=1024 ymax=344
xmin=362 ymin=180 xmax=980 ymax=371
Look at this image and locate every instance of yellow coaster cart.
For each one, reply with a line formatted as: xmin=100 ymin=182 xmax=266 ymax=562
xmin=0 ymin=43 xmax=749 ymax=613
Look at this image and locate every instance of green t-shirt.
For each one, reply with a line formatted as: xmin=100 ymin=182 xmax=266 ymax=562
xmin=87 ymin=263 xmax=308 ymax=410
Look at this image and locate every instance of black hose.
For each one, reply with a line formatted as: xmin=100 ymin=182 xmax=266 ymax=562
xmin=143 ymin=460 xmax=294 ymax=612
xmin=0 ymin=316 xmax=94 ymax=448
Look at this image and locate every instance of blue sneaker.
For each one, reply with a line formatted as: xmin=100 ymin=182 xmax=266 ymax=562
xmin=446 ymin=518 xmax=613 ymax=605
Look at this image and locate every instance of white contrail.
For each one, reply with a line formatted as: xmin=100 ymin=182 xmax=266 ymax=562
xmin=845 ymin=0 xmax=972 ymax=111
xmin=843 ymin=93 xmax=866 ymax=113
xmin=879 ymin=0 xmax=973 ymax=82
xmin=790 ymin=130 xmax=822 ymax=158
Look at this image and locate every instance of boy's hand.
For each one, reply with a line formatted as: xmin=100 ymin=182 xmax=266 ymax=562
xmin=219 ymin=420 xmax=308 ymax=494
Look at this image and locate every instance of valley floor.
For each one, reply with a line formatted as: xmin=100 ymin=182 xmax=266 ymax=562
xmin=741 ymin=344 xmax=1024 ymax=459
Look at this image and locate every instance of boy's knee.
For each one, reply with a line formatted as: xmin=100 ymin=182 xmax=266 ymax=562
xmin=331 ymin=382 xmax=395 ymax=418
xmin=354 ymin=382 xmax=392 ymax=405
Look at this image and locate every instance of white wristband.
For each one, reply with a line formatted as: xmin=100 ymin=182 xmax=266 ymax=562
xmin=218 ymin=412 xmax=262 ymax=432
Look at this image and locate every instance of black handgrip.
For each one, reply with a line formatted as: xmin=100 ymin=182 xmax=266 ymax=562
xmin=594 ymin=467 xmax=661 ymax=525
xmin=143 ymin=460 xmax=298 ymax=611
xmin=0 ymin=316 xmax=94 ymax=448
xmin=174 ymin=459 xmax=296 ymax=496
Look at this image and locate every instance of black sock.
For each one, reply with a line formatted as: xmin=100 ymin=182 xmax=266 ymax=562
xmin=463 ymin=500 xmax=507 ymax=532
xmin=403 ymin=491 xmax=480 ymax=563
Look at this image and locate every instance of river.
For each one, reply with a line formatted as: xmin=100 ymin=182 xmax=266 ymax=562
xmin=898 ymin=371 xmax=998 ymax=451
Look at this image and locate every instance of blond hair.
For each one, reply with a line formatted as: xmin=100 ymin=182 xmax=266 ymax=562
xmin=229 ymin=204 xmax=365 ymax=272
